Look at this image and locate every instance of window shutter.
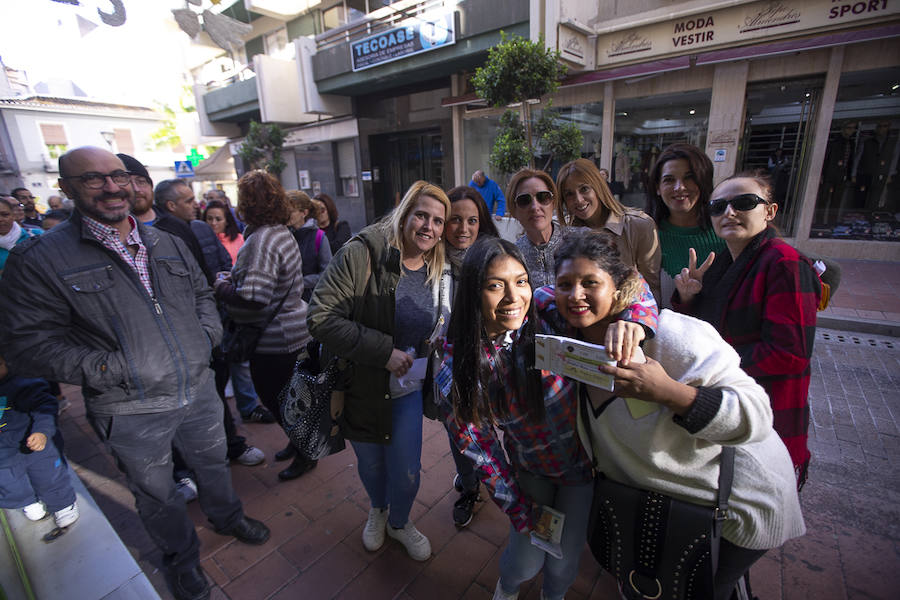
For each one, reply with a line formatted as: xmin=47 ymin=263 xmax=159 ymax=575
xmin=40 ymin=123 xmax=67 ymax=145
xmin=114 ymin=129 xmax=135 ymax=155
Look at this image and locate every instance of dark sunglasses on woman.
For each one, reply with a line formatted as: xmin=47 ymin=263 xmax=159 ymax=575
xmin=709 ymin=193 xmax=768 ymax=217
xmin=514 ymin=190 xmax=554 ymax=208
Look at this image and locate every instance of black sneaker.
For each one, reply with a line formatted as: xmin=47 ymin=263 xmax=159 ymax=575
xmin=452 ymin=489 xmax=481 ymax=528
xmin=242 ymin=405 xmax=276 ymax=423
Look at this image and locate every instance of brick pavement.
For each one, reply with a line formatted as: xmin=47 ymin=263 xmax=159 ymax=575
xmin=52 ymin=326 xmax=900 ymax=600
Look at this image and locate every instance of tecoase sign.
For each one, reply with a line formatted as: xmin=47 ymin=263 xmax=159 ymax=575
xmin=351 ymin=13 xmax=455 ymax=72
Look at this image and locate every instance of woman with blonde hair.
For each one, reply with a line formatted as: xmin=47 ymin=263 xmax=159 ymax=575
xmin=556 ymin=158 xmax=661 ymax=302
xmin=308 ymin=180 xmax=452 ymax=561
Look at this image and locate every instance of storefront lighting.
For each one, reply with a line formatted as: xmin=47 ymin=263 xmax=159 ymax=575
xmin=617 ymin=111 xmax=628 ymax=116
xmin=689 ymin=109 xmax=696 ymax=115
xmin=805 ymin=92 xmax=811 ymax=98
xmin=892 ymin=83 xmax=899 ymax=90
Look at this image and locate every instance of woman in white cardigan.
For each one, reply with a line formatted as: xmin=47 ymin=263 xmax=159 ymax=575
xmin=547 ymin=230 xmax=804 ymax=600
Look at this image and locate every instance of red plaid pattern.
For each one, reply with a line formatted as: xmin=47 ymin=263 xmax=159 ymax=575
xmin=82 ymin=215 xmax=153 ymax=296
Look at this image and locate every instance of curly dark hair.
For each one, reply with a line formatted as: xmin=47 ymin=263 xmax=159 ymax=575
xmin=553 ymin=230 xmax=643 ymax=317
xmin=448 ymin=236 xmax=543 ymax=427
xmin=236 ymin=170 xmax=291 ymax=227
xmin=646 ymin=143 xmax=715 ymax=229
xmin=202 ymin=199 xmax=241 ymax=241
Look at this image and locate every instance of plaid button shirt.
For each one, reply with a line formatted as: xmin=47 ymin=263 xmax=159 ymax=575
xmin=82 ymin=215 xmax=153 ymax=296
xmin=436 ymin=280 xmax=659 ymax=532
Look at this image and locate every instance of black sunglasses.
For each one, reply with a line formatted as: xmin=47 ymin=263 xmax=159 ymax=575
xmin=514 ymin=190 xmax=554 ymax=208
xmin=709 ymin=193 xmax=768 ymax=217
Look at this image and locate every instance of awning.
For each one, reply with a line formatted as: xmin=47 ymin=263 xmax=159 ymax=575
xmin=193 ymin=144 xmax=236 ymax=180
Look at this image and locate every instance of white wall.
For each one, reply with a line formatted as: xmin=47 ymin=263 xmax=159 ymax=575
xmin=2 ymin=106 xmax=186 ymax=200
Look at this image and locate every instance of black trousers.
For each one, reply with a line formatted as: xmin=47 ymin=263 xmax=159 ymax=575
xmin=249 ymin=351 xmax=299 ymax=427
xmin=88 ymin=373 xmax=243 ymax=574
xmin=713 ymin=539 xmax=767 ymax=600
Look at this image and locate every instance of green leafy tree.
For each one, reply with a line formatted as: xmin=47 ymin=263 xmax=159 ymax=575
xmin=473 ymin=31 xmax=568 ymax=173
xmin=490 ymin=111 xmax=532 ymax=176
xmin=237 ymin=121 xmax=286 ymax=175
xmin=148 ymin=85 xmax=197 ymax=152
xmin=535 ymin=108 xmax=583 ymax=171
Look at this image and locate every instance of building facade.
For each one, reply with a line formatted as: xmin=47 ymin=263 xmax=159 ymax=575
xmin=193 ymin=0 xmax=900 ymax=259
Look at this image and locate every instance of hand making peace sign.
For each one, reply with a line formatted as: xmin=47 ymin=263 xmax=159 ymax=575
xmin=673 ymin=247 xmax=715 ymax=304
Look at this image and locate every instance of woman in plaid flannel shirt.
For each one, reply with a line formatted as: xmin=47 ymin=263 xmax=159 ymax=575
xmin=436 ymin=236 xmax=657 ymax=600
xmin=672 ymin=173 xmax=820 ymax=489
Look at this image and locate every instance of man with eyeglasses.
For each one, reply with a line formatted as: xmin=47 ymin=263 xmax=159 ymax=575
xmin=0 ymin=146 xmax=270 ymax=600
xmin=11 ymin=187 xmax=42 ymax=228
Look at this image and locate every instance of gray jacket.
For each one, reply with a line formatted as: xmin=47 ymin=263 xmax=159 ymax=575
xmin=0 ymin=211 xmax=222 ymax=416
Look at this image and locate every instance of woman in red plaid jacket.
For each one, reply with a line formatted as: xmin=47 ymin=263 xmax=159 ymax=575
xmin=672 ymin=172 xmax=821 ymax=489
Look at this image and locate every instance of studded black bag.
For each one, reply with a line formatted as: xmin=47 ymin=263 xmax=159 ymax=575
xmin=583 ymin=394 xmax=736 ymax=599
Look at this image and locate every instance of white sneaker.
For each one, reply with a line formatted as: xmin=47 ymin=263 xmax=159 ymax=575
xmin=362 ymin=507 xmax=387 ymax=551
xmin=175 ymin=477 xmax=198 ymax=503
xmin=23 ymin=502 xmax=47 ymax=521
xmin=386 ymin=521 xmax=431 ymax=561
xmin=54 ymin=502 xmax=79 ymax=528
xmin=235 ymin=446 xmax=265 ymax=466
xmin=493 ymin=580 xmax=519 ymax=600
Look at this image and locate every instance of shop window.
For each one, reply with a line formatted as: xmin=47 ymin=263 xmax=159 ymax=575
xmin=463 ymin=114 xmax=503 ymax=186
xmin=39 ymin=123 xmax=68 ymax=160
xmin=811 ymin=67 xmax=900 ymax=242
xmin=533 ymin=102 xmax=601 ymax=173
xmin=740 ymin=78 xmax=822 ymax=237
xmin=337 ymin=139 xmax=359 ymax=197
xmin=613 ymin=90 xmax=711 ymax=208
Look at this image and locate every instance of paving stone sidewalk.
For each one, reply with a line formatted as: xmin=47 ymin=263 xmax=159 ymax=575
xmin=51 ymin=326 xmax=900 ymax=600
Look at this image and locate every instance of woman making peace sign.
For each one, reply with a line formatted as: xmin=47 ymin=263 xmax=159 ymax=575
xmin=672 ymin=173 xmax=821 ymax=489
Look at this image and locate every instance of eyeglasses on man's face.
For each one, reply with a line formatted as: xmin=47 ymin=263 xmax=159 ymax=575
xmin=61 ymin=170 xmax=132 ymax=189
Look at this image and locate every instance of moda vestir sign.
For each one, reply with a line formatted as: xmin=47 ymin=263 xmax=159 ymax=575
xmin=351 ymin=13 xmax=455 ymax=72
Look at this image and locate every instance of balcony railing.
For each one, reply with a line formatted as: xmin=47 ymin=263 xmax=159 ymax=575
xmin=315 ymin=0 xmax=449 ymax=52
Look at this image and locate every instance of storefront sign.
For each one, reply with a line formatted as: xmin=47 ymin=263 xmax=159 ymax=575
xmin=351 ymin=12 xmax=455 ymax=72
xmin=559 ymin=25 xmax=590 ymax=66
xmin=595 ymin=0 xmax=899 ymax=67
xmin=714 ymin=149 xmax=727 ymax=162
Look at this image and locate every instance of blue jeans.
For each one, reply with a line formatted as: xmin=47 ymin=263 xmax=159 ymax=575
xmin=498 ymin=474 xmax=593 ymax=600
xmin=446 ymin=426 xmax=478 ymax=492
xmin=230 ymin=361 xmax=260 ymax=417
xmin=351 ymin=390 xmax=423 ymax=529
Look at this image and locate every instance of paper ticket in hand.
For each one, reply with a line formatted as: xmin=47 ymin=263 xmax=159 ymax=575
xmin=535 ymin=335 xmax=616 ymax=391
xmin=530 ymin=505 xmax=565 ymax=559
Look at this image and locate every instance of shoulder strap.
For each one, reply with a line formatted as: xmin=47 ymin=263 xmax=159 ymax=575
xmin=714 ymin=446 xmax=735 ymax=536
xmin=315 ymin=228 xmax=324 ymax=254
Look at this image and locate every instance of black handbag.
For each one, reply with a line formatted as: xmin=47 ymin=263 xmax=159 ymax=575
xmin=221 ymin=275 xmax=296 ymax=363
xmin=278 ymin=244 xmax=371 ymax=461
xmin=279 ymin=340 xmax=347 ymax=461
xmin=582 ymin=391 xmax=736 ymax=600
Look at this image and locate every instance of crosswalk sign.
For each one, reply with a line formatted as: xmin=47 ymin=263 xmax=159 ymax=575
xmin=175 ymin=161 xmax=195 ymax=178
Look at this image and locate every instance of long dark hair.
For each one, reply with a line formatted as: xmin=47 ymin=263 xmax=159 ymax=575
xmin=448 ymin=236 xmax=543 ymax=426
xmin=646 ymin=143 xmax=714 ymax=229
xmin=203 ymin=199 xmax=240 ymax=241
xmin=447 ymin=185 xmax=500 ymax=240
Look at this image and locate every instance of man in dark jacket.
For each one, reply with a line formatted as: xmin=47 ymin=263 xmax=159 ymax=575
xmin=0 ymin=147 xmax=270 ymax=600
xmin=156 ymin=179 xmax=231 ymax=277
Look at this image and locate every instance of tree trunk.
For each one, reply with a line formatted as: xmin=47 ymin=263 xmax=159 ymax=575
xmin=522 ymin=101 xmax=534 ymax=169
